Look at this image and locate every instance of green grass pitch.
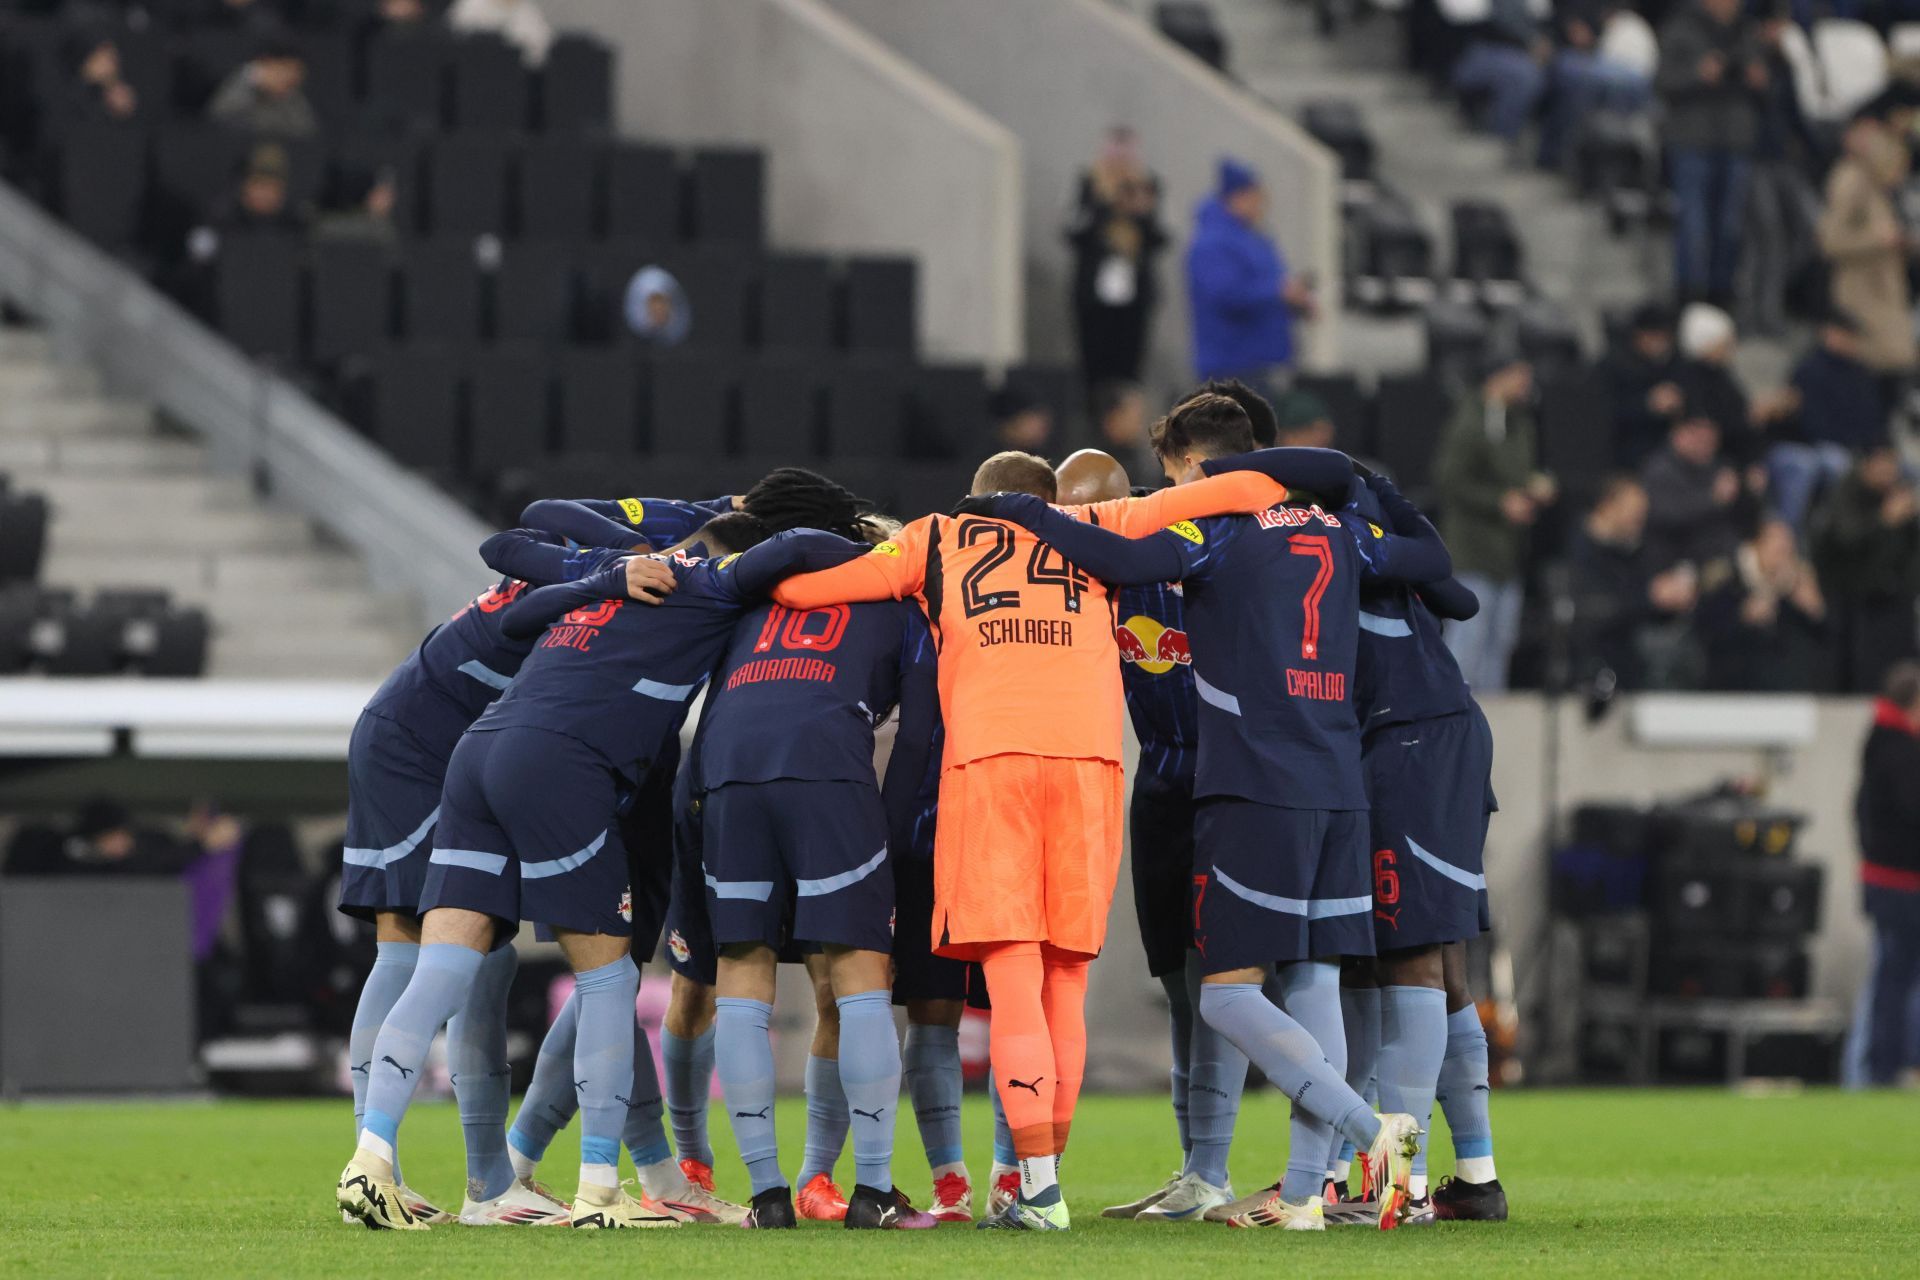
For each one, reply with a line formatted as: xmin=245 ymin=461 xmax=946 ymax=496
xmin=3 ymin=1089 xmax=1915 ymax=1277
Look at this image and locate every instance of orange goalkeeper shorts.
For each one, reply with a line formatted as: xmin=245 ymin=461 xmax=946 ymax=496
xmin=931 ymin=753 xmax=1125 ymax=962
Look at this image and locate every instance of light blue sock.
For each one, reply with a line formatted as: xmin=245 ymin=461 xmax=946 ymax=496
xmin=715 ymin=997 xmax=783 ymax=1194
xmin=572 ymin=958 xmax=639 ymax=1187
xmin=1160 ymin=970 xmax=1194 ymax=1163
xmin=990 ymin=1073 xmax=1016 ymax=1166
xmin=360 ymin=942 xmax=484 ymax=1157
xmin=508 ymin=993 xmax=579 ymax=1167
xmin=1275 ymin=961 xmax=1347 ymax=1202
xmin=623 ymin=1017 xmax=672 ymax=1168
xmin=1379 ymin=985 xmax=1447 ymax=1185
xmin=1184 ymin=953 xmax=1248 ymax=1188
xmin=1197 ymin=982 xmax=1379 ymax=1174
xmin=797 ymin=1053 xmax=850 ymax=1185
xmin=1437 ymin=1003 xmax=1496 ymax=1168
xmin=662 ymin=1026 xmax=716 ymax=1167
xmin=903 ymin=1022 xmax=965 ymax=1169
xmin=836 ymin=991 xmax=901 ymax=1191
xmin=350 ymin=941 xmax=417 ymax=1140
xmin=1334 ymin=985 xmax=1382 ymax=1177
xmin=448 ymin=944 xmax=518 ymax=1201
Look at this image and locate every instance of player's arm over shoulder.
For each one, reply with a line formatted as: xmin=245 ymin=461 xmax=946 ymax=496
xmin=1097 ymin=471 xmax=1290 ymax=536
xmin=770 ymin=517 xmax=930 ymax=609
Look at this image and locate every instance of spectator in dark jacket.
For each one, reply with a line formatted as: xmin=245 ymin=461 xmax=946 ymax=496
xmin=1600 ymin=301 xmax=1683 ymax=469
xmin=1452 ymin=0 xmax=1552 ymax=144
xmin=1772 ymin=312 xmax=1888 ymax=530
xmin=1656 ymin=0 xmax=1767 ymax=303
xmin=185 ymin=143 xmax=308 ymax=267
xmin=1538 ymin=0 xmax=1655 ymax=169
xmin=1640 ymin=407 xmax=1743 ymax=571
xmin=1185 ymin=157 xmax=1314 ymax=381
xmin=1810 ymin=445 xmax=1920 ymax=693
xmin=1067 ymin=127 xmax=1168 ymax=386
xmin=208 ymin=38 xmax=317 ymax=138
xmin=1568 ymin=473 xmax=1702 ymax=687
xmin=1673 ymin=301 xmax=1797 ymax=471
xmin=60 ymin=34 xmax=140 ymax=125
xmin=1694 ymin=517 xmax=1829 ymax=690
xmin=1854 ymin=661 xmax=1920 ymax=1084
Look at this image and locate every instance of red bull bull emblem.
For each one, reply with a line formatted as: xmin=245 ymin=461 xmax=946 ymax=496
xmin=1116 ymin=614 xmax=1191 ymax=675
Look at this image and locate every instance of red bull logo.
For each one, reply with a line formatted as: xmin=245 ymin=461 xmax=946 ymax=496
xmin=1116 ymin=614 xmax=1191 ymax=675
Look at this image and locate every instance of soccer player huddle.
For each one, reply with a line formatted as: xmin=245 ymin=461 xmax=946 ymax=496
xmin=332 ymin=379 xmax=1508 ymax=1235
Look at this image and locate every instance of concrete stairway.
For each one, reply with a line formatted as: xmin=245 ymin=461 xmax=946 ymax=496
xmin=0 ymin=326 xmax=418 ymax=678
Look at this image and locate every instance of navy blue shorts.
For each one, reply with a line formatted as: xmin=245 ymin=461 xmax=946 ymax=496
xmin=663 ymin=764 xmax=716 ymax=985
xmin=892 ymin=844 xmax=970 ymax=1003
xmin=1193 ymin=800 xmax=1373 ymax=970
xmin=617 ymin=753 xmax=678 ymax=960
xmin=1364 ymin=706 xmax=1497 ymax=951
xmin=338 ymin=711 xmax=448 ymax=921
xmin=703 ymin=778 xmax=894 ymax=954
xmin=1130 ymin=768 xmax=1198 ymax=978
xmin=419 ymin=727 xmax=633 ymax=937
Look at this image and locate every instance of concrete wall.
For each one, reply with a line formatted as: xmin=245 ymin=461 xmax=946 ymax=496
xmin=539 ymin=0 xmax=1022 ymax=366
xmin=823 ymin=0 xmax=1342 ymax=393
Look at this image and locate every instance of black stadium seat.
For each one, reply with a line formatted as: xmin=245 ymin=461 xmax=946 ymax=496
xmin=824 ymin=357 xmax=909 ymax=457
xmin=1154 ymin=1 xmax=1229 ymax=71
xmin=54 ymin=122 xmax=147 ymax=250
xmin=1001 ymin=365 xmax=1080 ymax=444
xmin=541 ymin=33 xmax=614 ymax=134
xmin=575 ymin=239 xmax=655 ymax=343
xmin=363 ymin=27 xmax=450 ymax=133
xmin=212 ymin=232 xmax=302 ymax=360
xmin=492 ymin=240 xmax=576 ymax=345
xmin=517 ymin=138 xmax=599 ymax=241
xmin=1537 ymin=364 xmax=1614 ymax=505
xmin=1373 ymin=371 xmax=1449 ymax=495
xmin=144 ymin=608 xmax=211 ymax=677
xmin=423 ymin=134 xmax=509 ymax=236
xmin=556 ymin=348 xmax=641 ymax=455
xmin=399 ymin=238 xmax=483 ymax=346
xmin=449 ymin=34 xmax=529 ymax=133
xmin=758 ymin=254 xmax=835 ymax=352
xmin=357 ymin=345 xmax=462 ymax=471
xmin=605 ymin=142 xmax=680 ymax=242
xmin=663 ymin=248 xmax=754 ymax=350
xmin=467 ymin=346 xmax=552 ymax=472
xmin=843 ymin=257 xmax=917 ymax=357
xmin=0 ymin=491 xmax=49 ymax=583
xmin=308 ymin=238 xmax=395 ymax=365
xmin=906 ymin=363 xmax=988 ymax=461
xmin=646 ymin=349 xmax=735 ymax=455
xmin=738 ymin=357 xmax=823 ymax=457
xmin=688 ymin=148 xmax=765 ymax=244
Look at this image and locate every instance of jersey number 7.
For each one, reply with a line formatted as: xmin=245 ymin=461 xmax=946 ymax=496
xmin=1290 ymin=535 xmax=1334 ymax=661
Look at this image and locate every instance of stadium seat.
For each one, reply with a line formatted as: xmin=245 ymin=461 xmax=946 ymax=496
xmin=302 ymin=31 xmax=356 ymax=129
xmin=399 ymin=238 xmax=483 ymax=346
xmin=491 ymin=240 xmax=575 ymax=345
xmin=885 ymin=463 xmax=977 ymax=523
xmin=824 ymin=357 xmax=910 ymax=458
xmin=1449 ymin=200 xmax=1524 ymax=304
xmin=843 ymin=257 xmax=917 ymax=357
xmin=211 ymin=232 xmax=302 ymax=361
xmin=662 ymin=247 xmax=755 ymax=350
xmin=168 ymin=28 xmax=254 ymax=113
xmin=356 ymin=345 xmax=462 ymax=471
xmin=1809 ymin=19 xmax=1888 ymax=122
xmin=1153 ymin=1 xmax=1229 ymax=71
xmin=363 ymin=27 xmax=450 ymax=133
xmin=1537 ymin=365 xmax=1614 ymax=505
xmin=605 ymin=142 xmax=681 ymax=242
xmin=758 ymin=254 xmax=836 ymax=352
xmin=423 ymin=134 xmax=510 ymax=237
xmin=1423 ymin=298 xmax=1490 ymax=391
xmin=53 ymin=122 xmax=147 ymax=250
xmin=43 ymin=601 xmax=122 ymax=676
xmin=555 ymin=347 xmax=642 ymax=455
xmin=574 ymin=239 xmax=657 ymax=343
xmin=646 ymin=350 xmax=737 ymax=455
xmin=308 ymin=238 xmax=396 ymax=366
xmin=906 ymin=363 xmax=989 ymax=461
xmin=1300 ymin=98 xmax=1375 ymax=185
xmin=0 ymin=491 xmax=49 ymax=583
xmin=151 ymin=126 xmax=248 ymax=248
xmin=540 ymin=33 xmax=614 ymax=134
xmin=1294 ymin=372 xmax=1375 ymax=458
xmin=1001 ymin=364 xmax=1081 ymax=445
xmin=1349 ymin=188 xmax=1436 ymax=310
xmin=516 ymin=138 xmax=599 ymax=241
xmin=467 ymin=346 xmax=552 ymax=472
xmin=689 ymin=149 xmax=765 ymax=245
xmin=1516 ymin=297 xmax=1584 ymax=381
xmin=738 ymin=357 xmax=824 ymax=457
xmin=327 ymin=132 xmax=427 ymax=228
xmin=1372 ymin=371 xmax=1448 ymax=494
xmin=449 ymin=33 xmax=529 ymax=133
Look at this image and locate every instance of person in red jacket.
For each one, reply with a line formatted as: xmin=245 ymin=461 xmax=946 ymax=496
xmin=1857 ymin=661 xmax=1920 ymax=1084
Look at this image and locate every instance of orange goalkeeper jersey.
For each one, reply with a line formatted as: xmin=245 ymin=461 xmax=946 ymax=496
xmin=771 ymin=471 xmax=1286 ymax=771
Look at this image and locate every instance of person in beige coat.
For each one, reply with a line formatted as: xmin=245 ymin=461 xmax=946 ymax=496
xmin=1818 ymin=109 xmax=1917 ymax=374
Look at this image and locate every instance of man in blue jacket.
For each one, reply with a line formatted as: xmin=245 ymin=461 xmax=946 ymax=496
xmin=1185 ymin=157 xmax=1312 ymax=382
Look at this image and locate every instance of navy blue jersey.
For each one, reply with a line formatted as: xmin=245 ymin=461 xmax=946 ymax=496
xmin=471 ymin=531 xmax=868 ymax=781
xmin=1347 ymin=483 xmax=1474 ymax=732
xmin=695 ymin=598 xmax=937 ymax=790
xmin=1114 ymin=581 xmax=1198 ymax=784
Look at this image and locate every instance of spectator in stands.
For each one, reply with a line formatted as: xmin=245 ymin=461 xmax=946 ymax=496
xmin=1810 ymin=446 xmax=1920 ymax=692
xmin=1854 ymin=660 xmax=1920 ymax=1085
xmin=1695 ymin=517 xmax=1829 ymax=690
xmin=1537 ymin=0 xmax=1655 ymax=169
xmin=1772 ymin=311 xmax=1887 ymax=530
xmin=1450 ymin=0 xmax=1551 ymax=148
xmin=1272 ymin=387 xmax=1336 ymax=449
xmin=60 ymin=33 xmax=139 ymax=124
xmin=1641 ymin=403 xmax=1744 ymax=571
xmin=185 ymin=143 xmax=309 ymax=265
xmin=992 ymin=385 xmax=1055 ymax=453
xmin=315 ymin=165 xmax=400 ymax=246
xmin=1656 ymin=0 xmax=1767 ymax=305
xmin=1567 ymin=473 xmax=1702 ymax=689
xmin=208 ymin=37 xmax=318 ymax=138
xmin=1185 ymin=157 xmax=1314 ymax=382
xmin=449 ymin=0 xmax=555 ymax=67
xmin=1435 ymin=350 xmax=1556 ymax=691
xmin=1818 ymin=106 xmax=1917 ymax=378
xmin=1600 ymin=301 xmax=1683 ymax=469
xmin=1090 ymin=380 xmax=1156 ymax=486
xmin=622 ymin=265 xmax=689 ymax=347
xmin=1067 ymin=127 xmax=1168 ymax=387
xmin=30 ymin=799 xmax=200 ymax=877
xmin=1674 ymin=301 xmax=1795 ymax=473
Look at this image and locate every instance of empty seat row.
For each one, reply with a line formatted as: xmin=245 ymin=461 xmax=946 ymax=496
xmin=55 ymin=121 xmax=765 ymax=253
xmin=198 ymin=235 xmax=915 ymax=365
xmin=343 ymin=346 xmax=1009 ymax=475
xmin=0 ymin=585 xmax=209 ymax=676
